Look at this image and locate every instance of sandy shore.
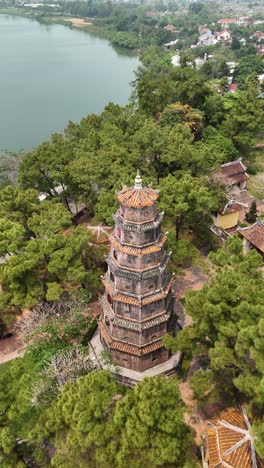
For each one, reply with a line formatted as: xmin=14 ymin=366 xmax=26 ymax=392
xmin=63 ymin=17 xmax=92 ymax=27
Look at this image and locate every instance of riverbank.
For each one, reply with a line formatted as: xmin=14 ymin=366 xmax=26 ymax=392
xmin=0 ymin=8 xmax=141 ymax=52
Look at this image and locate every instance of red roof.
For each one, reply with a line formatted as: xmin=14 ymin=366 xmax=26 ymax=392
xmin=218 ymin=18 xmax=237 ymax=24
xmin=205 ymin=408 xmax=264 ymax=468
xmin=229 ymin=83 xmax=238 ymax=92
xmin=238 ymin=220 xmax=264 ymax=253
xmin=219 ymin=158 xmax=249 ymax=185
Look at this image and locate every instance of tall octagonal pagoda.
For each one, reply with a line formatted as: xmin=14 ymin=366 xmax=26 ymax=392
xmin=98 ymin=172 xmax=178 ymax=372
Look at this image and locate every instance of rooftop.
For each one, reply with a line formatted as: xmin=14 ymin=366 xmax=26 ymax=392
xmin=220 ymin=158 xmax=249 ymax=185
xmin=205 ymin=408 xmax=264 ymax=468
xmin=238 ymin=220 xmax=264 ymax=253
xmin=117 ymin=171 xmax=159 ymax=209
xmin=218 ymin=18 xmax=237 ymax=23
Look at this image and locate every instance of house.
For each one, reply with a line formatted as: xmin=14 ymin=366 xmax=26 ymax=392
xmin=171 ymin=54 xmax=180 ymax=67
xmin=229 ymin=83 xmax=238 ymax=92
xmin=163 ymin=24 xmax=177 ymax=34
xmin=163 ymin=39 xmax=178 ymax=50
xmin=237 ymin=17 xmax=253 ymax=26
xmin=202 ymin=408 xmax=264 ymax=468
xmin=219 ymin=158 xmax=249 ymax=190
xmin=197 ymin=30 xmax=217 ymax=47
xmin=253 ymin=32 xmax=264 ymax=42
xmin=215 ymin=29 xmax=231 ymax=42
xmin=217 ymin=18 xmax=237 ymax=28
xmin=199 ymin=27 xmax=211 ymax=34
xmin=87 ymin=225 xmax=113 ymax=245
xmin=213 ymin=200 xmax=248 ymax=233
xmin=238 ymin=219 xmax=264 ymax=259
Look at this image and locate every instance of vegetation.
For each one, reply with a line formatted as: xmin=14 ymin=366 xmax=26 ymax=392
xmin=0 ymin=0 xmax=263 ymax=465
xmin=164 ymin=237 xmax=264 ymax=414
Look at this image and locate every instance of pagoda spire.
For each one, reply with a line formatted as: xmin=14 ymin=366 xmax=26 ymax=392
xmin=134 ymin=170 xmax=142 ymax=189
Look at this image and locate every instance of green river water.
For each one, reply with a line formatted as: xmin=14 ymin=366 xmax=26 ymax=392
xmin=0 ymin=14 xmax=139 ymax=151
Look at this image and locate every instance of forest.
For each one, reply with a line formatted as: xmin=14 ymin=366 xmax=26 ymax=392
xmin=0 ymin=1 xmax=264 ymax=466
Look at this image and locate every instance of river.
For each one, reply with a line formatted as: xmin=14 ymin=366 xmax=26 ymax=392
xmin=0 ymin=14 xmax=139 ymax=152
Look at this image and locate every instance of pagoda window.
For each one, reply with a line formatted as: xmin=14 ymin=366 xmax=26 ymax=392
xmin=122 ymin=358 xmax=128 ymax=364
xmin=148 ymin=284 xmax=154 ymax=290
xmin=144 ymin=210 xmax=149 ymax=217
xmin=125 ymin=285 xmax=131 ymax=291
xmin=151 ymin=335 xmax=158 ymax=341
xmin=113 ymin=250 xmax=117 ymax=260
xmin=105 ymin=316 xmax=110 ymax=327
xmin=119 ymin=205 xmax=124 ymax=217
xmin=107 ymin=294 xmax=112 ymax=305
xmin=124 ymin=336 xmax=129 ymax=342
xmin=110 ymin=272 xmax=114 ymax=283
xmin=146 ymin=257 xmax=152 ymax=264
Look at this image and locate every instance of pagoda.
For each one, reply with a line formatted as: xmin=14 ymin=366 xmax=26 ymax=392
xmin=98 ymin=172 xmax=178 ymax=372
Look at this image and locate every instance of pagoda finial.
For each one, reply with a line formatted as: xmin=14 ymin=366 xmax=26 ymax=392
xmin=134 ymin=170 xmax=142 ymax=189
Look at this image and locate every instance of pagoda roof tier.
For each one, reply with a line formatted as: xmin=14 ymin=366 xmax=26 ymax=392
xmin=117 ymin=184 xmax=159 ymax=209
xmin=106 ymin=252 xmax=170 ymax=275
xmin=113 ymin=212 xmax=164 ymax=232
xmin=106 ymin=257 xmax=171 ymax=282
xmin=109 ymin=233 xmax=166 ymax=256
xmin=100 ymin=296 xmax=169 ymax=330
xmin=98 ymin=322 xmax=164 ymax=356
xmin=101 ymin=276 xmax=174 ymax=306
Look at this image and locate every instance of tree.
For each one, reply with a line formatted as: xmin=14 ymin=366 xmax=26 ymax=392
xmin=159 ymin=102 xmax=204 ymax=138
xmin=203 ymin=95 xmax=225 ymax=127
xmin=164 ymin=237 xmax=264 ymax=405
xmin=221 ymin=74 xmax=263 ymax=154
xmin=234 ymin=55 xmax=264 ymax=88
xmin=159 ymin=174 xmax=216 ymax=240
xmin=32 ymin=370 xmax=120 ymax=466
xmin=111 ymin=377 xmax=193 ymax=467
xmin=31 ymin=374 xmax=194 ymax=467
xmin=0 ymin=189 xmax=105 ymax=328
xmin=245 ymin=200 xmax=257 ymax=223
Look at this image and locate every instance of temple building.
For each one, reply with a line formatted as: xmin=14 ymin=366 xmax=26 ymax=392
xmin=97 ymin=172 xmax=179 ymax=373
xmin=202 ymin=408 xmax=264 ymax=468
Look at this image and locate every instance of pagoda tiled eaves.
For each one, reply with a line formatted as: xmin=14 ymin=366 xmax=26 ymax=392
xmin=99 ymin=171 xmax=178 ymax=372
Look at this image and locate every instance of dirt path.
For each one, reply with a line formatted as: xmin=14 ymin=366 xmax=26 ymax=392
xmin=0 ymin=335 xmax=26 ymax=364
xmin=179 ymin=381 xmax=207 ymax=445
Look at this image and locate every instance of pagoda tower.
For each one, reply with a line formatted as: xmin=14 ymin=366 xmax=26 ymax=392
xmin=98 ymin=172 xmax=177 ymax=372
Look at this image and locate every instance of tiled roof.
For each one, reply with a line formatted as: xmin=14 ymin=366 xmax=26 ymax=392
xmin=111 ymin=339 xmax=164 ymax=356
xmin=220 ymin=158 xmax=249 ymax=185
xmin=87 ymin=225 xmax=113 ymax=244
xmin=117 ymin=185 xmax=159 ymax=208
xmin=98 ymin=321 xmax=112 ymax=345
xmin=100 ymin=295 xmax=169 ymax=330
xmin=206 ymin=408 xmax=263 ymax=468
xmin=99 ymin=322 xmax=164 ymax=356
xmin=109 ymin=233 xmax=166 ymax=256
xmin=113 ymin=313 xmax=169 ymax=331
xmin=238 ymin=220 xmax=264 ymax=253
xmin=220 ymin=200 xmax=248 ymax=215
xmin=218 ymin=18 xmax=237 ymax=23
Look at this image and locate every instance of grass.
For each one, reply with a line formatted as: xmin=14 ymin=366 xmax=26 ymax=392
xmin=247 ymin=149 xmax=264 ymax=199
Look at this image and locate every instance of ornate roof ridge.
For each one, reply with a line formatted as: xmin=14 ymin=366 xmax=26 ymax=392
xmin=99 ymin=322 xmax=165 ymax=356
xmin=117 ymin=172 xmax=159 ymax=209
xmin=109 ymin=233 xmax=166 ymax=256
xmin=113 ymin=211 xmax=164 ymax=232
